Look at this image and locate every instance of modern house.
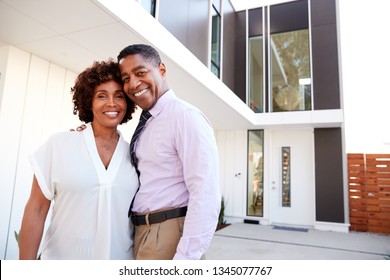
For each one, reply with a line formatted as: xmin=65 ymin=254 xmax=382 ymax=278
xmin=0 ymin=0 xmax=347 ymax=259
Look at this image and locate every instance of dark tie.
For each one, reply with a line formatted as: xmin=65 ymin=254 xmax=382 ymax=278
xmin=128 ymin=110 xmax=152 ymax=216
xmin=130 ymin=110 xmax=152 ymax=170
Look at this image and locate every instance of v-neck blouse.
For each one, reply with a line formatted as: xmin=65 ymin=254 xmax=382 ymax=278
xmin=29 ymin=123 xmax=138 ymax=259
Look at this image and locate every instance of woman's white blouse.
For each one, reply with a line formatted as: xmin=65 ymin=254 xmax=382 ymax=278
xmin=29 ymin=123 xmax=138 ymax=259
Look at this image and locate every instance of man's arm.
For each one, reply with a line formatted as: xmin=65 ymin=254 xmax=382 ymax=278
xmin=173 ymin=110 xmax=221 ymax=260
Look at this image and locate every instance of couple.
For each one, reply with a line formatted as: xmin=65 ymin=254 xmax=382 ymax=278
xmin=19 ymin=44 xmax=221 ymax=260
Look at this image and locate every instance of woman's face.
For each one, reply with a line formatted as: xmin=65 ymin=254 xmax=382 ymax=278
xmin=91 ymin=80 xmax=127 ymax=130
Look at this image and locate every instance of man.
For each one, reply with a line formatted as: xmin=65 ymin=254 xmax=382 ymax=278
xmin=118 ymin=44 xmax=220 ymax=260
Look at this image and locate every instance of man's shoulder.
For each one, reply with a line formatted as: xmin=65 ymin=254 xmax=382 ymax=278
xmin=168 ymin=95 xmax=201 ymax=114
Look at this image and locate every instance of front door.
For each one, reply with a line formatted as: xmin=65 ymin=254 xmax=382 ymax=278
xmin=270 ymin=129 xmax=315 ymax=227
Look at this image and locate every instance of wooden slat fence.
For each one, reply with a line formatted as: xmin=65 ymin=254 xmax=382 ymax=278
xmin=348 ymin=153 xmax=390 ymax=234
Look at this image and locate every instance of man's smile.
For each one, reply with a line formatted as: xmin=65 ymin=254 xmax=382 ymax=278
xmin=134 ymin=88 xmax=148 ymax=97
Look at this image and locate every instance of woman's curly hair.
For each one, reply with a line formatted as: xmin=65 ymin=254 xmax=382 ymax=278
xmin=71 ymin=59 xmax=135 ymax=124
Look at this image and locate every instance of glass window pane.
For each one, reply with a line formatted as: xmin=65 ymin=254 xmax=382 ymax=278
xmin=249 ymin=36 xmax=264 ymax=113
xmin=211 ymin=63 xmax=219 ymax=77
xmin=212 ymin=0 xmax=220 ymax=12
xmin=139 ymin=0 xmax=155 ymax=16
xmin=281 ymin=147 xmax=291 ymax=207
xmin=211 ymin=5 xmax=221 ymax=77
xmin=247 ymin=130 xmax=264 ymax=217
xmin=271 ymin=29 xmax=311 ymax=112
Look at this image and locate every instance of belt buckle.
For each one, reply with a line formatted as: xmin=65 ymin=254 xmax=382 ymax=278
xmin=145 ymin=212 xmax=150 ymax=226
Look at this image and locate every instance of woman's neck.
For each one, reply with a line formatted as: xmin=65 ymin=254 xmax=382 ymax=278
xmin=91 ymin=123 xmax=119 ymax=169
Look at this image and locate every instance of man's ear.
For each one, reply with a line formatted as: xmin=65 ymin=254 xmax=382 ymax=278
xmin=158 ymin=62 xmax=166 ymax=77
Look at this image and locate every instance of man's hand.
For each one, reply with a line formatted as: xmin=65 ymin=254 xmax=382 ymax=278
xmin=70 ymin=124 xmax=87 ymax=132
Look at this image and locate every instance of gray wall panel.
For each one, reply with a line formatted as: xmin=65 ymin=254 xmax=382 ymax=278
xmin=312 ymin=23 xmax=340 ymax=109
xmin=234 ymin=11 xmax=247 ymax=103
xmin=314 ymin=128 xmax=345 ymax=223
xmin=187 ymin=0 xmax=210 ymax=65
xmin=311 ymin=0 xmax=340 ymax=110
xmin=222 ymin=0 xmax=235 ymax=91
xmin=311 ymin=0 xmax=337 ymax=26
xmin=158 ymin=0 xmax=209 ymax=65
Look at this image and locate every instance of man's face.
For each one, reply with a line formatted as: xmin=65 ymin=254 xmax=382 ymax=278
xmin=119 ymin=54 xmax=166 ymax=111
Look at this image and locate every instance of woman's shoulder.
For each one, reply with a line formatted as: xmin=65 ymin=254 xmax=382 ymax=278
xmin=45 ymin=129 xmax=84 ymax=145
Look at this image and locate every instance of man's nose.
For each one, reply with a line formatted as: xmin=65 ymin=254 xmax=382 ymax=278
xmin=129 ymin=77 xmax=141 ymax=89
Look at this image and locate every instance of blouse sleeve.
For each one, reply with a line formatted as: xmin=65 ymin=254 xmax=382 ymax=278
xmin=29 ymin=134 xmax=58 ymax=201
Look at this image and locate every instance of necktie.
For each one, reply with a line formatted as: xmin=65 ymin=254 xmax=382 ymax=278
xmin=128 ymin=110 xmax=151 ymax=216
xmin=130 ymin=110 xmax=152 ymax=170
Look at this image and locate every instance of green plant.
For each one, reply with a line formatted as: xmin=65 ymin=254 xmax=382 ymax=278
xmin=218 ymin=196 xmax=226 ymax=225
xmin=14 ymin=230 xmax=20 ymax=244
xmin=14 ymin=229 xmax=41 ymax=259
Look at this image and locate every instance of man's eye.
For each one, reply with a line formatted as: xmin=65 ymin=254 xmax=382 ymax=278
xmin=122 ymin=77 xmax=129 ymax=83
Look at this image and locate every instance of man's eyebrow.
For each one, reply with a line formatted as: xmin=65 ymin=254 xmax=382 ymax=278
xmin=131 ymin=65 xmax=146 ymax=72
xmin=121 ymin=65 xmax=146 ymax=76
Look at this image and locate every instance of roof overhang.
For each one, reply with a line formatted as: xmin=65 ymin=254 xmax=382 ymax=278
xmin=0 ymin=0 xmax=255 ymax=130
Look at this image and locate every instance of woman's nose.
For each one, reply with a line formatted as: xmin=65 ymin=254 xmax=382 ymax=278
xmin=107 ymin=96 xmax=116 ymax=106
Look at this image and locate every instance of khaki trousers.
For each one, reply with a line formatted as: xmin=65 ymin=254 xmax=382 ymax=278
xmin=134 ymin=216 xmax=185 ymax=260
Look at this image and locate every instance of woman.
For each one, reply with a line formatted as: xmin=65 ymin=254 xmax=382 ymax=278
xmin=19 ymin=60 xmax=138 ymax=259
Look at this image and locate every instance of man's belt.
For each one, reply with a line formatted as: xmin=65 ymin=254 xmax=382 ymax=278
xmin=130 ymin=206 xmax=187 ymax=226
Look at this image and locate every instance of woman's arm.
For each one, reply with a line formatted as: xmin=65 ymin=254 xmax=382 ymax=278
xmin=19 ymin=176 xmax=51 ymax=260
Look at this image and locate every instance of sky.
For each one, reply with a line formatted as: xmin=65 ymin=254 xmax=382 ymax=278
xmin=338 ymin=0 xmax=390 ymax=153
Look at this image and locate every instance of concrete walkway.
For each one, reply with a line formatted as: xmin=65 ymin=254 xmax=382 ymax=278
xmin=207 ymin=223 xmax=390 ymax=260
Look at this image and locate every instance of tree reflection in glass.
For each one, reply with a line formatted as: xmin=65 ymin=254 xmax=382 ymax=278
xmin=271 ymin=29 xmax=312 ymax=112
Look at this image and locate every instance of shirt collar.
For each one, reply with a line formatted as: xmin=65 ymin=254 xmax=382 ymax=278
xmin=149 ymin=89 xmax=175 ymax=117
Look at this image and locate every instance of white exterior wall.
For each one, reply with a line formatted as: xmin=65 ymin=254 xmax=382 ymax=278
xmin=0 ymin=46 xmax=78 ymax=259
xmin=0 ymin=46 xmax=136 ymax=259
xmin=216 ymin=128 xmax=318 ymax=230
xmin=215 ymin=130 xmax=247 ymax=222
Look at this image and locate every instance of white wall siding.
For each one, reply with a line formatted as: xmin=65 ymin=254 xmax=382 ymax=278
xmin=6 ymin=55 xmax=51 ymax=260
xmin=0 ymin=46 xmax=82 ymax=259
xmin=215 ymin=129 xmax=247 ymax=220
xmin=0 ymin=46 xmax=31 ymax=259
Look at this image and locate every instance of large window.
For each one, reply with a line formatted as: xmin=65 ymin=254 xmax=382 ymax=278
xmin=248 ymin=0 xmax=311 ymax=113
xmin=211 ymin=4 xmax=221 ymax=77
xmin=271 ymin=30 xmax=311 ymax=112
xmin=247 ymin=130 xmax=264 ymax=217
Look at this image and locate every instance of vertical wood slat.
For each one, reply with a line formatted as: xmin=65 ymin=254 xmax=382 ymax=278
xmin=365 ymin=154 xmax=390 ymax=234
xmin=348 ymin=154 xmax=390 ymax=234
xmin=348 ymin=154 xmax=367 ymax=232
